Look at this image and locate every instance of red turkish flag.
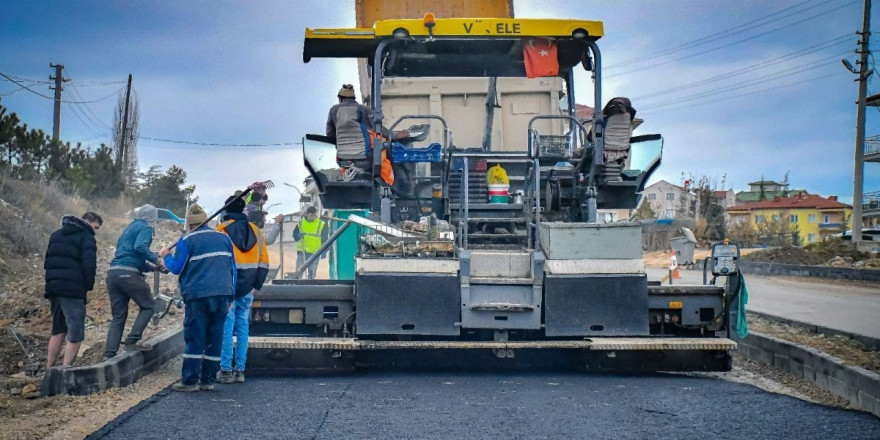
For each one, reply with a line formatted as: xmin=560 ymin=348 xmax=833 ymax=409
xmin=523 ymin=38 xmax=559 ymax=78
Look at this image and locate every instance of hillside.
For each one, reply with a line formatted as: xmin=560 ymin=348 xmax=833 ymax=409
xmin=0 ymin=174 xmax=181 ymax=379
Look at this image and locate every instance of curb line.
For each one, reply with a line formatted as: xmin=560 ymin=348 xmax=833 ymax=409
xmin=748 ymin=310 xmax=880 ymax=351
xmin=739 ymin=261 xmax=880 ymax=282
xmin=739 ymin=331 xmax=880 ymax=417
xmin=40 ymin=329 xmax=183 ymax=397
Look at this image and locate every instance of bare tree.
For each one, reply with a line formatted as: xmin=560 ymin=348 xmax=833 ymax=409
xmin=112 ymin=88 xmax=139 ymax=186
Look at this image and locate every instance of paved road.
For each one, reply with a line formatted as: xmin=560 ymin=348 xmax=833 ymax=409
xmin=89 ymin=373 xmax=879 ymax=440
xmin=646 ymin=268 xmax=880 ymax=339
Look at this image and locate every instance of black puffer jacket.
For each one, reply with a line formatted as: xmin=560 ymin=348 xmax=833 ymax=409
xmin=44 ymin=215 xmax=97 ymax=300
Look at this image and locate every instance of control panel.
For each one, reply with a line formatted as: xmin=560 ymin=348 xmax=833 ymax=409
xmin=710 ymin=242 xmax=739 ymax=276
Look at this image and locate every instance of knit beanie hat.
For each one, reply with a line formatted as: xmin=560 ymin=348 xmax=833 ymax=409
xmin=337 ymin=84 xmax=356 ymax=99
xmin=187 ymin=203 xmax=208 ymax=226
xmin=224 ymin=195 xmax=246 ymax=214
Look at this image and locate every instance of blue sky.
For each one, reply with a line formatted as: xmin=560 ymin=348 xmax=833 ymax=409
xmin=1 ymin=0 xmax=878 ymax=212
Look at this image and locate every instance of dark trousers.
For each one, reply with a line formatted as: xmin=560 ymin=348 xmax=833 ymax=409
xmin=182 ymin=295 xmax=230 ymax=386
xmin=296 ymin=251 xmax=319 ymax=280
xmin=105 ymin=270 xmax=155 ymax=358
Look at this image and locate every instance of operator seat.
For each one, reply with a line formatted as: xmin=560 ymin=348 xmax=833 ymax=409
xmin=601 ymin=97 xmax=636 ymax=182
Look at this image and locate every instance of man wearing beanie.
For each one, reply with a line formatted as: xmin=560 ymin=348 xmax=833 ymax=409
xmin=104 ymin=204 xmax=162 ymax=360
xmin=160 ymin=203 xmax=236 ymax=392
xmin=326 ymin=83 xmax=376 ymax=171
xmin=215 ymin=194 xmax=269 ymax=384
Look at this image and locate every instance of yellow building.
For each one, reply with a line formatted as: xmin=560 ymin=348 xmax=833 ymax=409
xmin=727 ymin=193 xmax=852 ymax=244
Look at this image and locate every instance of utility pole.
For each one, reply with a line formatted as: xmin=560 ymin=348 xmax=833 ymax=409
xmin=852 ymin=0 xmax=871 ymax=245
xmin=49 ymin=63 xmax=68 ymax=141
xmin=117 ymin=74 xmax=133 ymax=167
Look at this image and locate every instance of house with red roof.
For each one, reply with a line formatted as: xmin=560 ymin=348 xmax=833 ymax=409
xmin=727 ymin=193 xmax=852 ymax=244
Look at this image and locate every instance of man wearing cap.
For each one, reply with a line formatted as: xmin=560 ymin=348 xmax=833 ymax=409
xmin=160 ymin=203 xmax=236 ymax=392
xmin=326 ymin=84 xmax=375 ymax=172
xmin=104 ymin=204 xmax=163 ymax=360
xmin=292 ymin=206 xmax=328 ymax=280
xmin=215 ymin=195 xmax=269 ymax=384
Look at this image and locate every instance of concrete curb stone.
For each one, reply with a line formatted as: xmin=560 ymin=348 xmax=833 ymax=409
xmin=740 ymin=331 xmax=880 ymax=417
xmin=40 ymin=329 xmax=183 ymax=397
xmin=748 ymin=310 xmax=880 ymax=351
xmin=739 ymin=261 xmax=880 ymax=282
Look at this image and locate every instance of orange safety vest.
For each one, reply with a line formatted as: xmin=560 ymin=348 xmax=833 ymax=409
xmin=216 ymin=220 xmax=269 ymax=271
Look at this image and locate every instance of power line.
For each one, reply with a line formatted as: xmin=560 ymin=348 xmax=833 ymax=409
xmin=606 ymin=0 xmax=858 ymax=79
xmin=138 ymin=136 xmax=301 ymax=147
xmin=639 ymin=72 xmax=840 ymax=115
xmin=609 ymin=0 xmax=829 ymax=69
xmin=63 ymin=101 xmax=110 ymax=141
xmin=0 ymin=71 xmax=125 ymax=103
xmin=0 ymin=71 xmax=56 ymax=99
xmin=0 ymin=74 xmax=51 ymax=84
xmin=631 ymin=36 xmax=852 ymax=102
xmin=65 ymin=73 xmax=114 ymax=130
xmin=639 ymin=66 xmax=842 ymax=114
xmin=639 ymin=60 xmax=842 ymax=112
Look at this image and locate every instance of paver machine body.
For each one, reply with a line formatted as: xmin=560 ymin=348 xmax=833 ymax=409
xmin=247 ymin=15 xmax=738 ymax=373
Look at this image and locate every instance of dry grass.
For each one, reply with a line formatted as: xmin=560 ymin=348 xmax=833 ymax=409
xmin=0 ymin=175 xmax=130 ymax=265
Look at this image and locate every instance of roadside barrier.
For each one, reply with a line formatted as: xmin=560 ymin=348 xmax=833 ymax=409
xmin=738 ymin=261 xmax=880 ymax=282
xmin=739 ymin=322 xmax=880 ymax=417
xmin=40 ymin=329 xmax=183 ymax=397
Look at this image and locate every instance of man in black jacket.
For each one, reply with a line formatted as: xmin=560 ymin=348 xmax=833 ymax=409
xmin=44 ymin=212 xmax=102 ymax=368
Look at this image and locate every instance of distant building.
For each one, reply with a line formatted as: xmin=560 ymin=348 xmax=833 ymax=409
xmin=640 ymin=180 xmax=696 ymax=219
xmin=727 ymin=193 xmax=852 ymax=244
xmin=735 ymin=180 xmax=806 ymax=205
xmin=713 ymin=189 xmax=736 ymax=209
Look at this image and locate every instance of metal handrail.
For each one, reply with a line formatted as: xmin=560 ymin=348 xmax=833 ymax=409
xmin=532 ymin=158 xmax=541 ymax=251
xmin=460 ymin=157 xmax=469 ymax=250
xmin=525 ymin=163 xmax=534 ymax=249
xmin=387 ymin=114 xmax=451 ymax=156
xmin=527 ymin=115 xmax=589 ymax=159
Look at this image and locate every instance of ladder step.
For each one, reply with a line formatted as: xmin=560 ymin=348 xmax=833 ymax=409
xmin=450 ymin=203 xmax=524 ymax=210
xmin=462 ymin=217 xmax=526 ymax=223
xmin=469 ymin=277 xmax=535 ymax=285
xmin=469 ymin=303 xmax=535 ymax=312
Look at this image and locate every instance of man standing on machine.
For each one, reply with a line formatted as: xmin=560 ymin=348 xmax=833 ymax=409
xmin=292 ymin=206 xmax=328 ymax=280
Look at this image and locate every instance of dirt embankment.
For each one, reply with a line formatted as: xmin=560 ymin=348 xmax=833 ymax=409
xmin=743 ymin=240 xmax=880 ymax=269
xmin=0 ymin=176 xmax=184 ymax=438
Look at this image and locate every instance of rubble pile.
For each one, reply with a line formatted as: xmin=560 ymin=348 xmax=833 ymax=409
xmin=743 ymin=239 xmax=878 ymax=269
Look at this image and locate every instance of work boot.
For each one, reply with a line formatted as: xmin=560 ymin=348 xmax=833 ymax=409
xmin=171 ymin=382 xmax=199 ymax=392
xmin=199 ymin=383 xmax=215 ymax=391
xmin=124 ymin=341 xmax=153 ymax=352
xmin=233 ymin=370 xmax=245 ymax=383
xmin=217 ymin=370 xmax=235 ymax=384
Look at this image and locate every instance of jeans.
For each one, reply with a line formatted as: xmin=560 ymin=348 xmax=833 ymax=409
xmin=182 ymin=295 xmax=230 ymax=386
xmin=104 ymin=269 xmax=155 ymax=358
xmin=296 ymin=251 xmax=319 ymax=280
xmin=220 ymin=293 xmax=253 ymax=372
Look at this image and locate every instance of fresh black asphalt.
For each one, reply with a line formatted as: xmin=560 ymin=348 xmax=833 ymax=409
xmin=88 ymin=372 xmax=880 ymax=440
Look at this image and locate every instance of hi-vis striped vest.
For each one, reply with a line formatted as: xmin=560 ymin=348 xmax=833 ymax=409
xmin=298 ymin=218 xmax=326 ymax=253
xmin=216 ymin=220 xmax=269 ymax=297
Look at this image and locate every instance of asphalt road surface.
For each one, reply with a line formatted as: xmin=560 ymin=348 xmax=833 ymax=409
xmin=646 ymin=268 xmax=880 ymax=339
xmin=89 ymin=372 xmax=880 ymax=440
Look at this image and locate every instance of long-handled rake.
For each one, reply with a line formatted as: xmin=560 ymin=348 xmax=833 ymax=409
xmin=168 ymin=180 xmax=274 ymax=250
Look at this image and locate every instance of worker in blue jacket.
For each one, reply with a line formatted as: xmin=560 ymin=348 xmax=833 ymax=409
xmin=160 ymin=203 xmax=237 ymax=392
xmin=104 ymin=204 xmax=162 ymax=360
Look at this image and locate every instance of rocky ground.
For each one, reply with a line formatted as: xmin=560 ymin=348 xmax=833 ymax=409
xmin=743 ymin=240 xmax=880 ymax=269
